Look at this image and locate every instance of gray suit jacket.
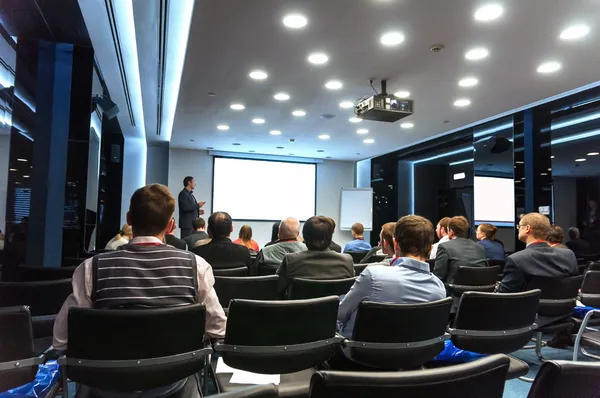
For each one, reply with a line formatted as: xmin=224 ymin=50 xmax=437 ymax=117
xmin=178 ymin=189 xmax=200 ymax=229
xmin=433 ymin=238 xmax=488 ymax=284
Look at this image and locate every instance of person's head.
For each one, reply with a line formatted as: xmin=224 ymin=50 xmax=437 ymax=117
xmin=393 ymin=215 xmax=435 ymax=261
xmin=118 ymin=224 xmax=133 ymax=240
xmin=476 ymin=223 xmax=497 ymax=241
xmin=568 ymin=227 xmax=581 ymax=240
xmin=590 ymin=200 xmax=597 ymax=210
xmin=183 ymin=176 xmax=196 ymax=190
xmin=518 ymin=212 xmax=551 ymax=244
xmin=127 ymin=184 xmax=175 ymax=239
xmin=547 ymin=225 xmax=565 ymax=244
xmin=270 ymin=222 xmax=281 ymax=242
xmin=207 ymin=211 xmax=233 ymax=239
xmin=303 ymin=216 xmax=335 ymax=251
xmin=351 ymin=222 xmax=365 ymax=239
xmin=447 ymin=216 xmax=470 ymax=239
xmin=436 ymin=217 xmax=451 ymax=239
xmin=238 ymin=225 xmax=253 ymax=242
xmin=193 ymin=217 xmax=206 ymax=231
xmin=379 ymin=222 xmax=396 ymax=255
xmin=279 ymin=217 xmax=300 ymax=240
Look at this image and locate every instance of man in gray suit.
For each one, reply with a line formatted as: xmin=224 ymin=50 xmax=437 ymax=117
xmin=433 ymin=216 xmax=487 ymax=285
xmin=178 ymin=176 xmax=205 ymax=238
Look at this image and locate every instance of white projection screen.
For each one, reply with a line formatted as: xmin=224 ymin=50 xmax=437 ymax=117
xmin=212 ymin=157 xmax=316 ymax=221
xmin=474 ymin=176 xmax=515 ymax=225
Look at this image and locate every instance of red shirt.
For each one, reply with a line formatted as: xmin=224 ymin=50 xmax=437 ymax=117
xmin=233 ymin=238 xmax=259 ymax=252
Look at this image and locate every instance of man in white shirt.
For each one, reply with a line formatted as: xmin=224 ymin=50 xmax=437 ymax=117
xmin=430 ymin=217 xmax=451 ymax=259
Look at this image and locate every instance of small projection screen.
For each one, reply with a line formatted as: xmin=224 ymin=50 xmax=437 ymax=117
xmin=474 ymin=176 xmax=515 ymax=225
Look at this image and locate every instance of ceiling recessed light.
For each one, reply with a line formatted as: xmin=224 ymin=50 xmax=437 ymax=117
xmin=249 ymin=70 xmax=268 ymax=80
xmin=465 ymin=47 xmax=489 ymax=61
xmin=576 ymin=158 xmax=587 ymax=162
xmin=357 ymin=129 xmax=369 ymax=135
xmin=269 ymin=130 xmax=282 ymax=136
xmin=274 ymin=92 xmax=290 ymax=101
xmin=307 ymin=52 xmax=329 ymax=65
xmin=325 ymin=80 xmax=343 ymax=90
xmin=540 ymin=172 xmax=548 ymax=176
xmin=394 ymin=90 xmax=410 ymax=98
xmin=292 ymin=110 xmax=306 ymax=116
xmin=339 ymin=101 xmax=354 ymax=109
xmin=349 ymin=117 xmax=362 ymax=123
xmin=380 ymin=31 xmax=404 ymax=46
xmin=474 ymin=3 xmax=504 ymax=22
xmin=560 ymin=24 xmax=590 ymax=41
xmin=317 ymin=150 xmax=325 ymax=153
xmin=282 ymin=13 xmax=307 ymax=29
xmin=217 ymin=124 xmax=229 ymax=131
xmin=458 ymin=77 xmax=479 ymax=87
xmin=537 ymin=61 xmax=561 ymax=74
xmin=232 ymin=143 xmax=241 ymax=146
xmin=588 ymin=152 xmax=599 ymax=156
xmin=318 ymin=134 xmax=330 ymax=140
xmin=454 ymin=98 xmax=471 ymax=107
xmin=17 ymin=158 xmax=28 ymax=162
xmin=363 ymin=138 xmax=375 ymax=144
xmin=276 ymin=146 xmax=284 ymax=149
xmin=252 ymin=118 xmax=265 ymax=124
xmin=550 ymin=155 xmax=555 ymax=159
xmin=23 ymin=175 xmax=30 ymax=178
xmin=400 ymin=122 xmax=414 ymax=129
xmin=230 ymin=103 xmax=245 ymax=110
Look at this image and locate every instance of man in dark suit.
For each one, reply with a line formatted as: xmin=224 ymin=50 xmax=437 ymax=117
xmin=164 ymin=218 xmax=187 ymax=250
xmin=183 ymin=217 xmax=208 ymax=249
xmin=498 ymin=213 xmax=578 ymax=293
xmin=566 ymin=227 xmax=593 ymax=256
xmin=178 ymin=176 xmax=205 ymax=239
xmin=192 ymin=212 xmax=251 ymax=269
xmin=434 ymin=216 xmax=488 ymax=286
xmin=277 ymin=216 xmax=355 ymax=295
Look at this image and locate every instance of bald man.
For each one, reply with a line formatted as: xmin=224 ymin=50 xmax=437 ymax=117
xmin=251 ymin=217 xmax=307 ymax=275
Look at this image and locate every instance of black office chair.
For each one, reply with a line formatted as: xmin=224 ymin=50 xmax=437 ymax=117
xmin=58 ymin=304 xmax=212 ymax=396
xmin=487 ymin=259 xmax=506 ymax=279
xmin=367 ymin=255 xmax=387 ymax=263
xmin=346 ymin=251 xmax=368 ymax=264
xmin=447 ymin=265 xmax=500 ymax=297
xmin=18 ymin=265 xmax=77 ymax=281
xmin=449 ymin=290 xmax=541 ymax=379
xmin=358 ymin=246 xmax=383 ymax=264
xmin=287 ymin=278 xmax=356 ymax=300
xmin=61 ymin=257 xmax=87 ymax=267
xmin=587 ymin=261 xmax=600 ymax=272
xmin=580 ymin=270 xmax=600 ymax=308
xmin=309 ymin=354 xmax=510 ymax=398
xmin=214 ymin=275 xmax=278 ymax=309
xmin=353 ymin=264 xmax=367 ymax=275
xmin=207 ymin=384 xmax=278 ymax=397
xmin=528 ymin=360 xmax=600 ymax=398
xmin=573 ymin=309 xmax=600 ymax=361
xmin=213 ymin=267 xmax=249 ymax=277
xmin=343 ymin=297 xmax=452 ymax=369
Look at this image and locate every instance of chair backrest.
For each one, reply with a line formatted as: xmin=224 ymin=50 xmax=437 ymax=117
xmin=288 ymin=277 xmax=356 ymax=300
xmin=528 ymin=360 xmax=600 ymax=398
xmin=347 ymin=251 xmax=368 ymax=264
xmin=0 ymin=279 xmax=73 ymax=316
xmin=207 ymin=384 xmax=278 ymax=398
xmin=353 ymin=264 xmax=367 ymax=275
xmin=257 ymin=265 xmax=278 ymax=276
xmin=526 ymin=275 xmax=583 ymax=317
xmin=581 ymin=271 xmax=600 ymax=308
xmin=449 ymin=266 xmax=500 ymax=296
xmin=348 ymin=297 xmax=452 ymax=369
xmin=0 ymin=306 xmax=40 ymax=392
xmin=487 ymin=259 xmax=506 ymax=273
xmin=451 ymin=290 xmax=540 ymax=354
xmin=213 ymin=266 xmax=249 ymax=277
xmin=368 ymin=255 xmax=387 ymax=263
xmin=214 ymin=276 xmax=279 ymax=308
xmin=220 ymin=296 xmax=340 ymax=374
xmin=588 ymin=262 xmax=600 ymax=272
xmin=63 ymin=304 xmax=209 ymax=391
xmin=309 ymin=354 xmax=510 ymax=398
xmin=18 ymin=265 xmax=78 ymax=281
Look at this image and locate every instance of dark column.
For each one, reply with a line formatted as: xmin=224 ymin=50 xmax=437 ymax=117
xmin=523 ymin=108 xmax=553 ymax=215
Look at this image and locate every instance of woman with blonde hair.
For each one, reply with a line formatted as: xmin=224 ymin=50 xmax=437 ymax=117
xmin=475 ymin=223 xmax=505 ymax=260
xmin=105 ymin=224 xmax=133 ymax=250
xmin=233 ymin=224 xmax=259 ymax=252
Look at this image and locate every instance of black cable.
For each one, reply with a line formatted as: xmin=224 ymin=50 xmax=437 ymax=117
xmin=370 ymin=79 xmax=378 ymax=95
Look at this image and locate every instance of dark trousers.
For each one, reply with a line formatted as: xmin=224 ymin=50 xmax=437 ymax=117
xmin=180 ymin=228 xmax=193 ymax=239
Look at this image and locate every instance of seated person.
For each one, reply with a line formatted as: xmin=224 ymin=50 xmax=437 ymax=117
xmin=251 ymin=217 xmax=306 ymax=275
xmin=476 ymin=223 xmax=505 ymax=260
xmin=233 ymin=224 xmax=260 ymax=252
xmin=264 ymin=221 xmax=281 ymax=247
xmin=53 ymin=184 xmax=226 ymax=397
xmin=165 ymin=218 xmax=187 ymax=250
xmin=433 ymin=216 xmax=488 ymax=285
xmin=104 ymin=224 xmax=132 ymax=250
xmin=566 ymin=227 xmax=593 ymax=256
xmin=192 ymin=212 xmax=252 ymax=269
xmin=362 ymin=222 xmax=396 ymax=265
xmin=343 ymin=223 xmax=372 ymax=253
xmin=547 ymin=225 xmax=568 ymax=249
xmin=277 ymin=216 xmax=355 ymax=295
xmin=498 ymin=213 xmax=578 ymax=293
xmin=338 ymin=215 xmax=446 ymax=337
xmin=328 ymin=217 xmax=343 ymax=253
xmin=183 ymin=217 xmax=208 ymax=249
xmin=430 ymin=217 xmax=451 ymax=259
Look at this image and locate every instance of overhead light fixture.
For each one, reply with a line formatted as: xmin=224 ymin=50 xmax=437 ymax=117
xmin=23 ymin=175 xmax=30 ymax=178
xmin=551 ymin=128 xmax=600 ymax=145
xmin=339 ymin=101 xmax=354 ymax=108
xmin=453 ymin=172 xmax=466 ymax=180
xmin=292 ymin=110 xmax=306 ymax=116
xmin=357 ymin=129 xmax=369 ymax=135
xmin=9 ymin=168 xmax=16 ymax=172
xmin=552 ymin=111 xmax=600 ymax=131
xmin=363 ymin=138 xmax=375 ymax=144
xmin=474 ymin=3 xmax=504 ymax=21
xmin=465 ymin=47 xmax=489 ymax=61
xmin=516 ymin=160 xmax=524 ymax=164
xmin=537 ymin=61 xmax=561 ymax=74
xmin=249 ymin=70 xmax=268 ymax=80
xmin=325 ymin=80 xmax=343 ymax=90
xmin=349 ymin=117 xmax=362 ymax=123
xmin=230 ymin=103 xmax=245 ymax=110
xmin=400 ymin=122 xmax=414 ymax=129
xmin=274 ymin=92 xmax=290 ymax=101
xmin=454 ymin=98 xmax=471 ymax=107
xmin=217 ymin=124 xmax=229 ymax=131
xmin=575 ymin=158 xmax=587 ymax=162
xmin=282 ymin=13 xmax=308 ymax=29
xmin=318 ymin=134 xmax=330 ymax=140
xmin=473 ymin=122 xmax=513 ymax=138
xmin=380 ymin=31 xmax=405 ymax=46
xmin=394 ymin=90 xmax=410 ymax=98
xmin=269 ymin=130 xmax=282 ymax=136
xmin=560 ymin=24 xmax=590 ymax=41
xmin=413 ymin=146 xmax=473 ymax=164
xmin=588 ymin=152 xmax=599 ymax=156
xmin=540 ymin=172 xmax=548 ymax=176
xmin=252 ymin=118 xmax=265 ymax=124
xmin=449 ymin=158 xmax=474 ymax=166
xmin=17 ymin=158 xmax=28 ymax=162
xmin=458 ymin=77 xmax=479 ymax=87
xmin=550 ymin=155 xmax=555 ymax=159
xmin=307 ymin=52 xmax=329 ymax=65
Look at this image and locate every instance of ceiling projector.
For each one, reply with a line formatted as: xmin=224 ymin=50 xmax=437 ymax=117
xmin=354 ymin=80 xmax=414 ymax=123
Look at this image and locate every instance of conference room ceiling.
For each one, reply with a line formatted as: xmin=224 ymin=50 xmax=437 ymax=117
xmin=168 ymin=0 xmax=600 ymax=161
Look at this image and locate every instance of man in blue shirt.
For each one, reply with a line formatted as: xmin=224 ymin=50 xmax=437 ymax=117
xmin=343 ymin=222 xmax=372 ymax=253
xmin=338 ymin=215 xmax=446 ymax=337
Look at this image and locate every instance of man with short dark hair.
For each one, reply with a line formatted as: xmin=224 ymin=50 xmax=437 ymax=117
xmin=251 ymin=217 xmax=307 ymax=275
xmin=276 ymin=216 xmax=354 ymax=295
xmin=338 ymin=215 xmax=446 ymax=337
xmin=183 ymin=217 xmax=208 ymax=249
xmin=547 ymin=225 xmax=568 ymax=249
xmin=430 ymin=217 xmax=451 ymax=259
xmin=566 ymin=227 xmax=593 ymax=255
xmin=178 ymin=176 xmax=205 ymax=238
xmin=343 ymin=222 xmax=372 ymax=253
xmin=165 ymin=218 xmax=187 ymax=250
xmin=192 ymin=211 xmax=251 ymax=269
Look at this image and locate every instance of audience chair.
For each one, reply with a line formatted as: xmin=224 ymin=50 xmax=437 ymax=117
xmin=58 ymin=304 xmax=212 ymax=397
xmin=213 ymin=267 xmax=249 ymax=277
xmin=343 ymin=297 xmax=452 ymax=370
xmin=580 ymin=270 xmax=600 ymax=308
xmin=587 ymin=261 xmax=600 ymax=272
xmin=309 ymin=354 xmax=510 ymax=398
xmin=287 ymin=277 xmax=356 ymax=300
xmin=528 ymin=360 xmax=600 ymax=398
xmin=487 ymin=259 xmax=505 ymax=279
xmin=214 ymin=275 xmax=279 ymax=309
xmin=346 ymin=251 xmax=368 ymax=264
xmin=214 ymin=296 xmax=341 ymax=396
xmin=367 ymin=255 xmax=387 ymax=263
xmin=18 ymin=265 xmax=77 ymax=281
xmin=358 ymin=246 xmax=380 ymax=264
xmin=256 ymin=265 xmax=278 ymax=276
xmin=353 ymin=264 xmax=367 ymax=275
xmin=207 ymin=384 xmax=278 ymax=398
xmin=576 ymin=257 xmax=587 ymax=266
xmin=573 ymin=308 xmax=600 ymax=361
xmin=449 ymin=290 xmax=541 ymax=379
xmin=447 ymin=265 xmax=500 ymax=297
